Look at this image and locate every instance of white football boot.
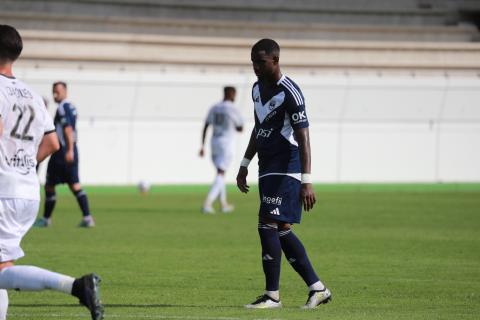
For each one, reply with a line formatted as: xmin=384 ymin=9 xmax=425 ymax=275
xmin=221 ymin=204 xmax=234 ymax=213
xmin=201 ymin=206 xmax=215 ymax=214
xmin=302 ymin=288 xmax=332 ymax=309
xmin=245 ymin=294 xmax=282 ymax=309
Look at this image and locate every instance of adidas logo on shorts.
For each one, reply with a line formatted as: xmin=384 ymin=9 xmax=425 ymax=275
xmin=269 ymin=208 xmax=280 ymax=216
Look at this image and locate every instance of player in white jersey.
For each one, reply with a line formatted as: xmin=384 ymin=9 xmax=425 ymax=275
xmin=199 ymin=86 xmax=243 ymax=213
xmin=0 ymin=25 xmax=103 ymax=320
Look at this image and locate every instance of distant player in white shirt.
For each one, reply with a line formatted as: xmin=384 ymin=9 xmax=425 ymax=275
xmin=199 ymin=86 xmax=243 ymax=213
xmin=0 ymin=25 xmax=103 ymax=320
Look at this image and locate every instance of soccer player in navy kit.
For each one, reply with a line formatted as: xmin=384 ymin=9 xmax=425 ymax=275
xmin=237 ymin=39 xmax=331 ymax=309
xmin=34 ymin=82 xmax=95 ymax=228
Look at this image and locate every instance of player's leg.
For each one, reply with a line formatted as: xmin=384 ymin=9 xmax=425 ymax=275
xmin=0 ymin=288 xmax=7 ymax=320
xmin=246 ymin=176 xmax=283 ymax=309
xmin=65 ymin=148 xmax=94 ymax=227
xmin=278 ymin=223 xmax=331 ymax=308
xmin=218 ymin=152 xmax=234 ymax=213
xmin=203 ymin=154 xmax=224 ymax=213
xmin=34 ymin=158 xmax=58 ymax=227
xmin=0 ymin=262 xmax=104 ymax=320
xmin=245 ymin=217 xmax=283 ymax=309
xmin=68 ymin=182 xmax=94 ymax=227
xmin=0 ymin=199 xmax=103 ymax=319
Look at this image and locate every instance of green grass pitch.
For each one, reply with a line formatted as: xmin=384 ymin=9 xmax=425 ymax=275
xmin=6 ymin=184 xmax=480 ymax=320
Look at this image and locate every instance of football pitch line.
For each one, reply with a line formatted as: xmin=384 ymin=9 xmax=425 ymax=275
xmin=9 ymin=313 xmax=283 ymax=320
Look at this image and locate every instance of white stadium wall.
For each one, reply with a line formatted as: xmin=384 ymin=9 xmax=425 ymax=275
xmin=19 ymin=66 xmax=480 ymax=184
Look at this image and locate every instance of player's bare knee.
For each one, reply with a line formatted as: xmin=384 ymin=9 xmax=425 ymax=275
xmin=278 ymin=223 xmax=291 ymax=231
xmin=258 ymin=217 xmax=279 ymax=227
xmin=44 ymin=185 xmax=55 ymax=193
xmin=69 ymin=183 xmax=81 ymax=193
xmin=0 ymin=261 xmax=14 ymax=271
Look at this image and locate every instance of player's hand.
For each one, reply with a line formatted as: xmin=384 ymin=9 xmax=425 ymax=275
xmin=65 ymin=150 xmax=74 ymax=164
xmin=236 ymin=166 xmax=249 ymax=193
xmin=300 ymin=183 xmax=316 ymax=212
xmin=199 ymin=148 xmax=204 ymax=157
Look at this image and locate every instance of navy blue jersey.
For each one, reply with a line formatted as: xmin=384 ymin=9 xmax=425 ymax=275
xmin=54 ymin=100 xmax=77 ymax=150
xmin=253 ymin=75 xmax=309 ymax=176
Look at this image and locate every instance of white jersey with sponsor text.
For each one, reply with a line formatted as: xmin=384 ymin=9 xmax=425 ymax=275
xmin=0 ymin=74 xmax=55 ymax=200
xmin=206 ymin=100 xmax=243 ymax=155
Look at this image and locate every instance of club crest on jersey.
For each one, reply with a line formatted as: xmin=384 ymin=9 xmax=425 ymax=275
xmin=253 ymin=88 xmax=285 ymax=124
xmin=268 ymin=101 xmax=276 ymax=110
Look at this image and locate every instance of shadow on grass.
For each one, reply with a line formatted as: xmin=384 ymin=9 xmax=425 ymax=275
xmin=10 ymin=303 xmax=240 ymax=308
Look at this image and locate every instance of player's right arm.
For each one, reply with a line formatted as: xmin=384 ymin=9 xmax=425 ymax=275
xmin=199 ymin=122 xmax=209 ymax=157
xmin=236 ymin=128 xmax=257 ymax=193
xmin=37 ymin=131 xmax=60 ymax=163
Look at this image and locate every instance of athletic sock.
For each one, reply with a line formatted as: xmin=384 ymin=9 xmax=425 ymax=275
xmin=279 ymin=229 xmax=321 ymax=288
xmin=265 ymin=290 xmax=280 ymax=301
xmin=43 ymin=190 xmax=56 ymax=219
xmin=205 ymin=174 xmax=223 ymax=207
xmin=258 ymin=223 xmax=282 ymax=291
xmin=219 ymin=177 xmax=227 ymax=207
xmin=74 ymin=189 xmax=91 ymax=217
xmin=0 ymin=266 xmax=74 ymax=294
xmin=309 ymin=280 xmax=326 ymax=291
xmin=0 ymin=289 xmax=7 ymax=320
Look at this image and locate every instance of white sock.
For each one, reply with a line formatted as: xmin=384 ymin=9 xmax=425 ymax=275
xmin=265 ymin=290 xmax=280 ymax=301
xmin=204 ymin=174 xmax=224 ymax=207
xmin=0 ymin=266 xmax=74 ymax=294
xmin=0 ymin=289 xmax=8 ymax=320
xmin=308 ymin=280 xmax=326 ymax=291
xmin=219 ymin=177 xmax=227 ymax=207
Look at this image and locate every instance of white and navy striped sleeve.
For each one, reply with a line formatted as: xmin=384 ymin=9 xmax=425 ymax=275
xmin=280 ymin=77 xmax=309 ymax=129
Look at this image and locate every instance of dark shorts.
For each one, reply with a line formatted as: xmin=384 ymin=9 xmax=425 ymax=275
xmin=258 ymin=174 xmax=302 ymax=224
xmin=46 ymin=152 xmax=80 ymax=186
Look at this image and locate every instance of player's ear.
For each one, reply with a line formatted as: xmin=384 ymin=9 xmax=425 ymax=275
xmin=273 ymin=55 xmax=279 ymax=64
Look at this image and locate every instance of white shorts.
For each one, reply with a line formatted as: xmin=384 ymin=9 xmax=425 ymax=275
xmin=0 ymin=198 xmax=39 ymax=262
xmin=211 ymin=152 xmax=233 ymax=171
xmin=211 ymin=140 xmax=234 ymax=171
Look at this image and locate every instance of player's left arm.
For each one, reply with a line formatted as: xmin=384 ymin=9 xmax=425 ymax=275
xmin=285 ymin=85 xmax=316 ymax=212
xmin=60 ymin=104 xmax=76 ymax=163
xmin=63 ymin=125 xmax=75 ymax=163
xmin=294 ymin=127 xmax=316 ymax=212
xmin=37 ymin=131 xmax=60 ymax=163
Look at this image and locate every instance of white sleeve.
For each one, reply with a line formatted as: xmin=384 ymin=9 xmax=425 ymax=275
xmin=0 ymin=91 xmax=8 ymax=119
xmin=231 ymin=108 xmax=244 ymax=127
xmin=38 ymin=98 xmax=55 ymax=133
xmin=206 ymin=107 xmax=214 ymax=125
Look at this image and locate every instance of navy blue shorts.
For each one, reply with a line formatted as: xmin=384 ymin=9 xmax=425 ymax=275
xmin=258 ymin=174 xmax=302 ymax=224
xmin=46 ymin=152 xmax=80 ymax=186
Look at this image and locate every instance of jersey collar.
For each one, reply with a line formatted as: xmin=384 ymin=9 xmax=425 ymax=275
xmin=276 ymin=74 xmax=285 ymax=86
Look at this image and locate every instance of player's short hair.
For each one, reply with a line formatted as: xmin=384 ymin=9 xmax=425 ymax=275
xmin=53 ymin=81 xmax=68 ymax=89
xmin=224 ymin=86 xmax=236 ymax=96
xmin=0 ymin=25 xmax=23 ymax=63
xmin=251 ymin=39 xmax=280 ymax=57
